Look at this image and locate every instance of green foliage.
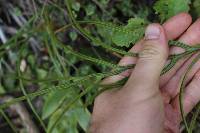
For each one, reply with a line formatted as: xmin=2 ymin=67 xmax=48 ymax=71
xmin=1 ymin=0 xmax=200 ymax=132
xmin=192 ymin=0 xmax=200 ymax=18
xmin=154 ymin=0 xmax=191 ymax=22
xmin=84 ymin=4 xmax=96 ymax=16
xmin=111 ymin=18 xmax=146 ymax=47
xmin=46 ymin=88 xmax=91 ymax=133
xmin=71 ymin=1 xmax=81 ymax=12
xmin=69 ymin=31 xmax=78 ymax=41
xmin=42 ymin=89 xmax=69 ymax=119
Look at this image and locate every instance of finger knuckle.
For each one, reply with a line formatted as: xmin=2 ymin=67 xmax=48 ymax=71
xmin=139 ymin=44 xmax=164 ymax=60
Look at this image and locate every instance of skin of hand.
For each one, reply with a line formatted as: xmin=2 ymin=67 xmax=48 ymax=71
xmin=89 ymin=13 xmax=200 ymax=133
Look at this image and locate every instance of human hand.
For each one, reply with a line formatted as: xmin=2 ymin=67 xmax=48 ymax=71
xmin=89 ymin=13 xmax=200 ymax=133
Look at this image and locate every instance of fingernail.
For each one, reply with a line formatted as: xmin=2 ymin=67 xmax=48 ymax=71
xmin=145 ymin=25 xmax=160 ymax=40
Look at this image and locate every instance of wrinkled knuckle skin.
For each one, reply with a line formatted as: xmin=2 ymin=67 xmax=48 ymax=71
xmin=139 ymin=44 xmax=164 ymax=61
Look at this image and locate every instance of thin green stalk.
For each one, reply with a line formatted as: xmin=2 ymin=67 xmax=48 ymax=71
xmin=47 ymin=23 xmax=119 ymax=68
xmin=17 ymin=46 xmax=47 ymax=132
xmin=48 ymin=77 xmax=102 ymax=133
xmin=179 ymin=53 xmax=200 ymax=133
xmin=161 ymin=51 xmax=195 ymax=75
xmin=189 ymin=103 xmax=200 ymax=132
xmin=54 ymin=20 xmax=139 ymax=36
xmin=3 ymin=75 xmax=69 ymax=83
xmin=44 ymin=38 xmax=63 ymax=76
xmin=45 ymin=16 xmax=69 ymax=76
xmin=0 ymin=109 xmax=18 ymax=133
xmin=0 ymin=65 xmax=133 ymax=109
xmin=65 ymin=0 xmax=136 ymax=57
xmin=18 ymin=70 xmax=47 ymax=132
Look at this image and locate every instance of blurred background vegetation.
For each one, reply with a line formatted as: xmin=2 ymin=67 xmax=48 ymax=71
xmin=0 ymin=0 xmax=200 ymax=133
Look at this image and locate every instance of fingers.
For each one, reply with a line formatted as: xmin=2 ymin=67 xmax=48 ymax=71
xmin=182 ymin=69 xmax=200 ymax=114
xmin=102 ymin=41 xmax=143 ymax=84
xmin=160 ymin=18 xmax=200 ymax=87
xmin=160 ymin=18 xmax=200 ymax=101
xmin=163 ymin=13 xmax=192 ymax=40
xmin=161 ymin=53 xmax=200 ymax=102
xmin=103 ymin=13 xmax=192 ymax=84
xmin=172 ymin=69 xmax=200 ymax=115
xmin=174 ymin=19 xmax=200 ymax=54
xmin=122 ymin=13 xmax=191 ymax=69
xmin=126 ymin=24 xmax=168 ymax=89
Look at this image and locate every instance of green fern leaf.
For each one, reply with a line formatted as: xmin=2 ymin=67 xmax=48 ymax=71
xmin=154 ymin=0 xmax=191 ymax=22
xmin=42 ymin=89 xmax=70 ymax=119
xmin=111 ymin=27 xmax=144 ymax=47
xmin=98 ymin=18 xmax=147 ymax=47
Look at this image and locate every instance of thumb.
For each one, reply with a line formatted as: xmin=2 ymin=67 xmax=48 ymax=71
xmin=126 ymin=24 xmax=169 ymax=88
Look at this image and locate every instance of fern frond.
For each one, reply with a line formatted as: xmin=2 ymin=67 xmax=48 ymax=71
xmin=85 ymin=20 xmax=146 ymax=47
xmin=169 ymin=40 xmax=192 ymax=49
xmin=154 ymin=0 xmax=190 ymax=22
xmin=65 ymin=0 xmax=137 ymax=56
xmin=161 ymin=40 xmax=200 ymax=75
xmin=0 ymin=65 xmax=133 ymax=109
xmin=46 ymin=21 xmax=120 ymax=68
xmin=179 ymin=53 xmax=200 ymax=133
